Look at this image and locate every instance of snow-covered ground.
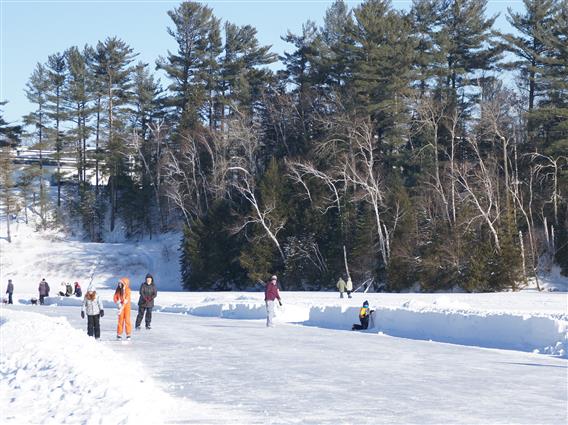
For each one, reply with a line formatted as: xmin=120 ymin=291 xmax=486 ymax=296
xmin=1 ymin=213 xmax=568 ymax=423
xmin=2 ymin=304 xmax=567 ymax=424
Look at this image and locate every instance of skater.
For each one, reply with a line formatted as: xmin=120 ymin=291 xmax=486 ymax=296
xmin=81 ymin=285 xmax=104 ymax=339
xmin=65 ymin=282 xmax=73 ymax=297
xmin=346 ymin=276 xmax=353 ymax=298
xmin=264 ymin=275 xmax=282 ymax=328
xmin=5 ymin=279 xmax=13 ymax=304
xmin=135 ymin=273 xmax=158 ymax=330
xmin=58 ymin=282 xmax=67 ymax=297
xmin=352 ymin=300 xmax=374 ymax=331
xmin=113 ymin=277 xmax=132 ymax=340
xmin=74 ymin=282 xmax=82 ymax=298
xmin=336 ymin=276 xmax=346 ymax=298
xmin=38 ymin=278 xmax=50 ymax=305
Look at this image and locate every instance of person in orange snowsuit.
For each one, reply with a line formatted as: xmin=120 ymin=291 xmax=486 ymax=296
xmin=113 ymin=277 xmax=132 ymax=340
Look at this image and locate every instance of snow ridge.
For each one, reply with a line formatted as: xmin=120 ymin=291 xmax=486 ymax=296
xmin=0 ymin=309 xmax=202 ymax=424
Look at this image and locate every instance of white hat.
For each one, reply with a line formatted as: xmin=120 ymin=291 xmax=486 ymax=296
xmin=87 ymin=284 xmax=96 ymax=292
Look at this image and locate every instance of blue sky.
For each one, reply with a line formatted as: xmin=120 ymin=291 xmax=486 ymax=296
xmin=1 ymin=0 xmax=523 ymax=124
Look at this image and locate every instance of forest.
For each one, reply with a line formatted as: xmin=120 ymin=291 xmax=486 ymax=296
xmin=0 ymin=0 xmax=566 ymax=292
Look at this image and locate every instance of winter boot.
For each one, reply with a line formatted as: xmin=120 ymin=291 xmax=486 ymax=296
xmin=126 ymin=335 xmax=131 ymax=341
xmin=135 ymin=326 xmax=141 ymax=330
xmin=145 ymin=325 xmax=151 ymax=330
xmin=117 ymin=335 xmax=122 ymax=340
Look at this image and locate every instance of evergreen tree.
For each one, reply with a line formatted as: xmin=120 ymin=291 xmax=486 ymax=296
xmin=46 ymin=52 xmax=67 ymax=208
xmin=65 ymin=46 xmax=91 ymax=185
xmin=501 ymin=0 xmax=557 ymax=111
xmin=93 ymin=37 xmax=137 ymax=232
xmin=23 ymin=63 xmax=50 ymax=229
xmin=0 ymin=146 xmax=15 ymax=242
xmin=0 ymin=101 xmax=22 ymax=143
xmin=157 ymin=1 xmax=217 ymax=131
xmin=221 ymin=22 xmax=277 ymax=119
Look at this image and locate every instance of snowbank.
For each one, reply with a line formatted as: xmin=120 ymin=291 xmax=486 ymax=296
xmin=0 ymin=309 xmax=220 ymax=424
xmin=149 ymin=295 xmax=567 ymax=358
xmin=306 ymin=303 xmax=567 ymax=357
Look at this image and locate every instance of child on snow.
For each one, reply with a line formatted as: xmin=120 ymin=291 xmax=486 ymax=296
xmin=58 ymin=282 xmax=67 ymax=297
xmin=74 ymin=282 xmax=82 ymax=298
xmin=81 ymin=285 xmax=104 ymax=339
xmin=114 ymin=277 xmax=132 ymax=340
xmin=352 ymin=300 xmax=374 ymax=331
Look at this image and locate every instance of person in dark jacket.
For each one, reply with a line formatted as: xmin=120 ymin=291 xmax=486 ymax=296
xmin=38 ymin=278 xmax=50 ymax=305
xmin=6 ymin=279 xmax=14 ymax=304
xmin=74 ymin=282 xmax=82 ymax=297
xmin=65 ymin=282 xmax=73 ymax=297
xmin=352 ymin=300 xmax=374 ymax=331
xmin=264 ymin=275 xmax=282 ymax=327
xmin=135 ymin=273 xmax=158 ymax=330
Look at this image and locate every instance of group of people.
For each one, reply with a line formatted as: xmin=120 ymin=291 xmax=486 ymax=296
xmin=3 ymin=274 xmax=158 ymax=340
xmin=80 ymin=273 xmax=158 ymax=341
xmin=264 ymin=274 xmax=375 ymax=331
xmin=59 ymin=282 xmax=82 ymax=298
xmin=8 ymin=273 xmax=372 ymax=334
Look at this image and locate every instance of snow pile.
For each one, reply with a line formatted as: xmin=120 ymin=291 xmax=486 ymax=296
xmin=306 ymin=302 xmax=568 ymax=357
xmin=0 ymin=309 xmax=214 ymax=424
xmin=139 ymin=293 xmax=568 ymax=358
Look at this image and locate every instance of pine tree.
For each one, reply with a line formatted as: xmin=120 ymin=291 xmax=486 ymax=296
xmin=157 ymin=2 xmax=218 ymax=131
xmin=65 ymin=46 xmax=91 ymax=186
xmin=0 ymin=101 xmax=22 ymax=143
xmin=46 ymin=52 xmax=67 ymax=209
xmin=93 ymin=37 xmax=137 ymax=232
xmin=346 ymin=0 xmax=416 ymax=151
xmin=0 ymin=146 xmax=15 ymax=242
xmin=23 ymin=63 xmax=50 ymax=229
xmin=221 ymin=22 xmax=276 ymax=119
xmin=501 ymin=0 xmax=557 ymax=112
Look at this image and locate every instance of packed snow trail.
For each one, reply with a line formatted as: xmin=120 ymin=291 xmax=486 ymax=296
xmin=22 ymin=305 xmax=568 ymax=425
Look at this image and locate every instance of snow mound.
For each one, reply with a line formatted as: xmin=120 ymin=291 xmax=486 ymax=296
xmin=149 ymin=296 xmax=568 ymax=357
xmin=306 ymin=304 xmax=568 ymax=357
xmin=0 ymin=309 xmax=221 ymax=424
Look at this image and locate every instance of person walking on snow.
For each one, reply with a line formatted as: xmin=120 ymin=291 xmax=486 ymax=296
xmin=74 ymin=282 xmax=82 ymax=298
xmin=337 ymin=276 xmax=346 ymax=298
xmin=38 ymin=278 xmax=50 ymax=305
xmin=6 ymin=279 xmax=14 ymax=304
xmin=345 ymin=276 xmax=353 ymax=298
xmin=264 ymin=275 xmax=282 ymax=327
xmin=135 ymin=273 xmax=158 ymax=330
xmin=352 ymin=300 xmax=374 ymax=331
xmin=81 ymin=285 xmax=104 ymax=339
xmin=114 ymin=277 xmax=132 ymax=340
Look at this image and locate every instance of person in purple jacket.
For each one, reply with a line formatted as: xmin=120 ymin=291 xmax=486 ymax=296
xmin=264 ymin=275 xmax=282 ymax=327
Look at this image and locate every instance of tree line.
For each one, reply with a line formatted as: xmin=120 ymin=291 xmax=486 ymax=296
xmin=0 ymin=0 xmax=566 ymax=291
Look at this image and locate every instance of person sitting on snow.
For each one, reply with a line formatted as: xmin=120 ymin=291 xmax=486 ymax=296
xmin=352 ymin=300 xmax=374 ymax=331
xmin=65 ymin=282 xmax=73 ymax=297
xmin=74 ymin=282 xmax=82 ymax=298
xmin=58 ymin=282 xmax=67 ymax=297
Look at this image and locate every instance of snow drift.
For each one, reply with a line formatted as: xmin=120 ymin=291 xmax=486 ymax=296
xmin=0 ymin=309 xmax=226 ymax=424
xmin=153 ymin=296 xmax=567 ymax=357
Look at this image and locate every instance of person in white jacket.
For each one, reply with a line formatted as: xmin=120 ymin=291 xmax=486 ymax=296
xmin=81 ymin=285 xmax=104 ymax=340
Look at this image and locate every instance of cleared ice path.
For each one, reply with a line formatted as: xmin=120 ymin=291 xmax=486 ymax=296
xmin=39 ymin=307 xmax=567 ymax=424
